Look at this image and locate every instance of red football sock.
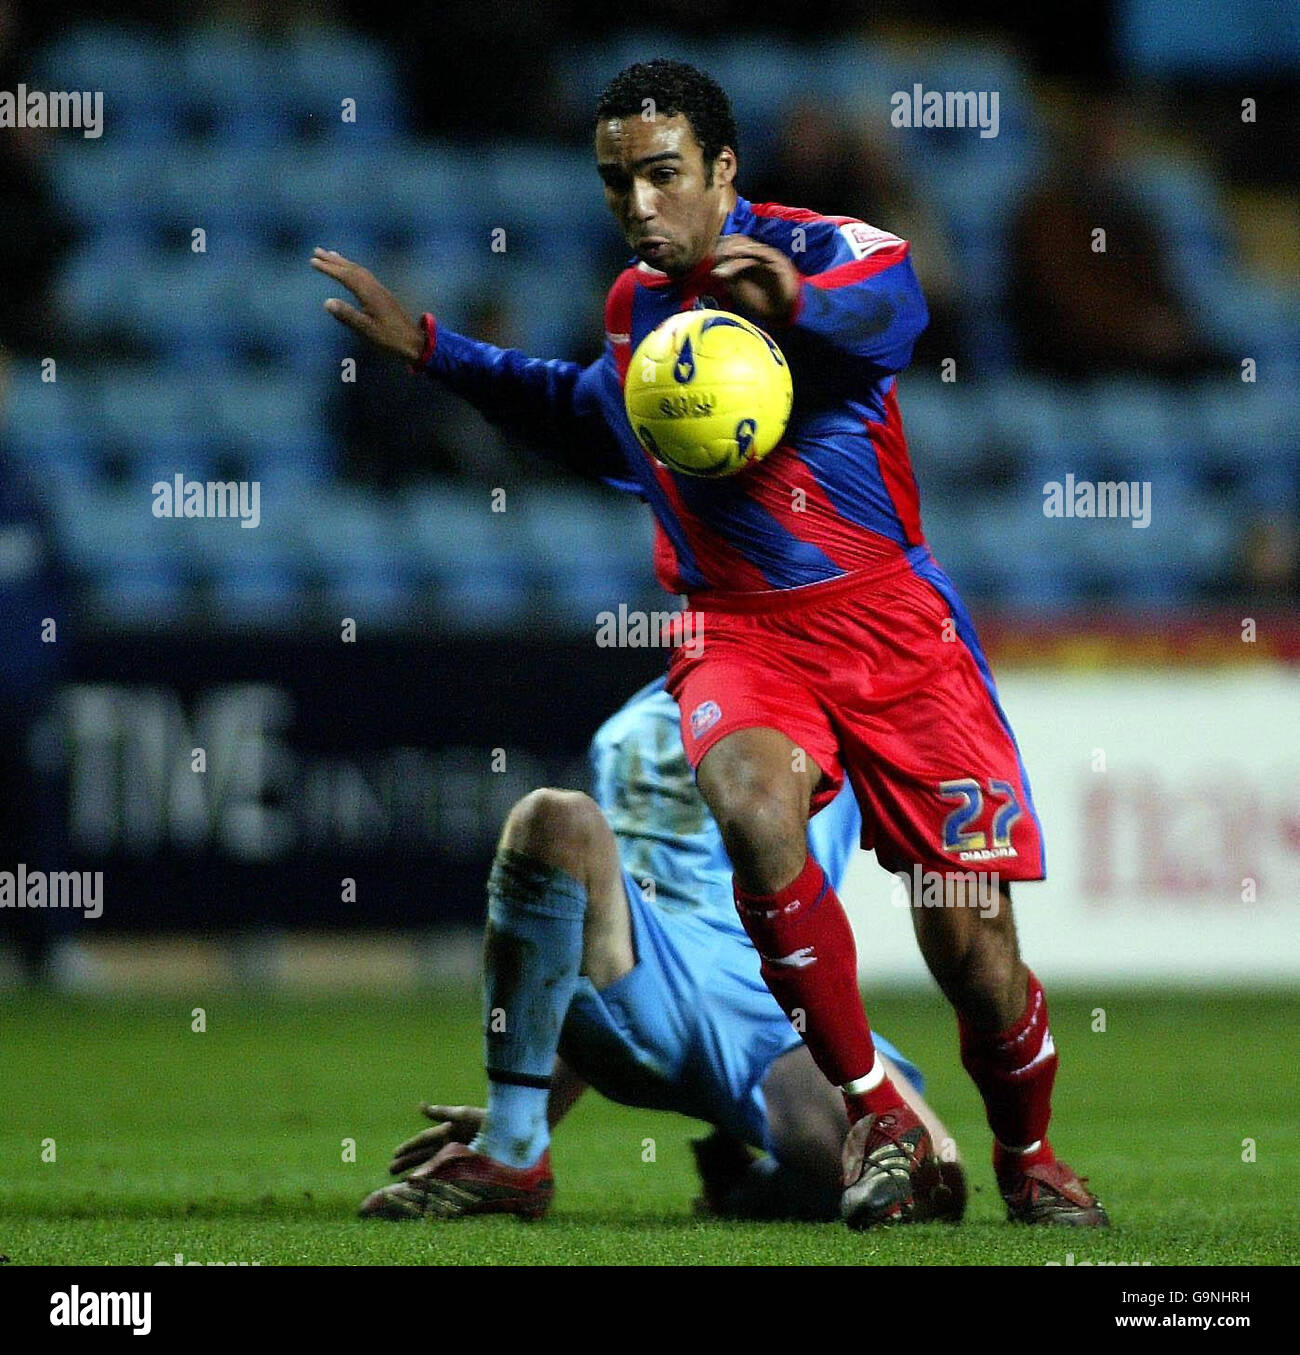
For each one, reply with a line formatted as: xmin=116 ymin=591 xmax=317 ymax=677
xmin=734 ymin=855 xmax=902 ymax=1123
xmin=959 ymin=971 xmax=1058 ymax=1164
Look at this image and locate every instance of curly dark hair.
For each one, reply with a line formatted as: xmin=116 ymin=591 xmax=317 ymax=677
xmin=594 ymin=59 xmax=738 ymax=179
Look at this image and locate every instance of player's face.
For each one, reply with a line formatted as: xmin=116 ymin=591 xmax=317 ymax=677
xmin=595 ymin=114 xmax=736 ymax=277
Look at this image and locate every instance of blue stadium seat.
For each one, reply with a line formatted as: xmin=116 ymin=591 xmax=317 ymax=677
xmin=477 ymin=148 xmax=609 ymax=246
xmin=399 ymin=488 xmax=533 ymax=622
xmin=369 ymin=145 xmax=476 ymax=237
xmin=148 ymin=143 xmax=280 ymax=235
xmin=267 ymin=146 xmax=389 ymax=243
xmin=975 ymin=497 xmax=1077 ymax=603
xmin=55 ymin=233 xmax=157 ymax=340
xmin=4 ymin=367 xmax=87 ymax=464
xmin=87 ymin=567 xmax=186 ymax=623
xmin=50 ymin=488 xmax=172 ymax=571
xmin=376 ymin=238 xmax=484 ymax=336
xmin=1085 ymin=380 xmax=1179 ymax=468
xmin=281 ymin=31 xmax=402 ymax=140
xmin=519 ymin=492 xmax=654 ymax=615
xmin=430 ymin=574 xmax=533 ymax=629
xmin=177 ymin=30 xmax=293 ymax=146
xmin=1118 ymin=0 xmax=1300 ymax=76
xmin=36 ymin=26 xmax=177 ymax=144
xmin=209 ymin=560 xmax=310 ymax=625
xmin=237 ymin=265 xmax=353 ymax=369
xmin=37 ymin=25 xmax=161 ymax=94
xmin=110 ymin=254 xmax=244 ymax=358
xmin=198 ymin=367 xmax=331 ymax=468
xmin=501 ymin=258 xmax=602 ymax=357
xmin=984 ymin=376 xmax=1075 ymax=459
xmin=289 ymin=489 xmax=400 ymax=578
xmin=49 ymin=141 xmax=157 ymax=230
xmin=86 ymin=367 xmax=205 ymax=466
xmin=901 ymin=380 xmax=982 ymax=475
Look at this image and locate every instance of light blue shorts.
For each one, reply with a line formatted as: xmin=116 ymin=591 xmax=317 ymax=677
xmin=559 ymin=868 xmax=924 ymax=1153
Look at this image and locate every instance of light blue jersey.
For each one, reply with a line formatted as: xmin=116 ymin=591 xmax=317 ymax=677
xmin=590 ymin=676 xmax=862 ymax=933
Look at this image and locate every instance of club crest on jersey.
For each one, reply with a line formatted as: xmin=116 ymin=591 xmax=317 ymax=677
xmin=690 ymin=699 xmax=722 ymax=738
xmin=673 ymin=336 xmax=696 ymax=383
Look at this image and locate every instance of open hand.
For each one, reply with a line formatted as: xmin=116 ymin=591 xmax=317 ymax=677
xmin=709 ymin=236 xmax=801 ymax=327
xmin=310 ymin=247 xmax=425 ymax=364
xmin=388 ymin=1103 xmax=486 ymax=1176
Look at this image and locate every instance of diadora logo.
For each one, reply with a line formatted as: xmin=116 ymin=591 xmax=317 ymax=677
xmin=767 ymin=945 xmax=816 ymax=969
xmin=689 ymin=699 xmax=721 ymax=738
xmin=674 ymin=335 xmax=696 ymax=383
xmin=1025 ymin=1029 xmax=1056 ymax=1071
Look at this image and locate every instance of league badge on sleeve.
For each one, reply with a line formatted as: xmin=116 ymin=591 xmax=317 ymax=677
xmin=690 ymin=700 xmax=723 ymax=739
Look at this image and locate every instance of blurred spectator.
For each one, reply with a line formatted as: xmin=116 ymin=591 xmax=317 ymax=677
xmin=339 ymin=294 xmax=577 ymax=489
xmin=0 ymin=355 xmax=75 ymax=983
xmin=749 ymin=98 xmax=965 ymax=369
xmin=1231 ymin=514 xmax=1300 ymax=607
xmin=1008 ymin=88 xmax=1222 ymax=379
xmin=0 ymin=0 xmax=71 ymax=354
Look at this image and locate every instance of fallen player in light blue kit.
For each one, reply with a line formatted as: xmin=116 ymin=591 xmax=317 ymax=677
xmin=361 ymin=678 xmax=965 ymax=1223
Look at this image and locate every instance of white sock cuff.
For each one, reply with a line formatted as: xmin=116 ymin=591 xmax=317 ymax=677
xmin=841 ymin=1059 xmax=885 ymax=1096
xmin=996 ymin=1138 xmax=1043 ymax=1156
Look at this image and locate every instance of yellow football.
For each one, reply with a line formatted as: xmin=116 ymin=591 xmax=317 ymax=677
xmin=624 ymin=309 xmax=794 ymax=477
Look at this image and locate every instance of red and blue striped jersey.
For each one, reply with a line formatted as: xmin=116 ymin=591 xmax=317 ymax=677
xmin=420 ymin=196 xmax=931 ymax=600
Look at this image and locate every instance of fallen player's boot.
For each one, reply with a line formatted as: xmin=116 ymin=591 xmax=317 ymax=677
xmin=358 ymin=1142 xmax=553 ymax=1222
xmin=935 ymin=1159 xmax=968 ymax=1223
xmin=840 ymin=1104 xmax=949 ymax=1229
xmin=997 ymin=1156 xmax=1109 ymax=1226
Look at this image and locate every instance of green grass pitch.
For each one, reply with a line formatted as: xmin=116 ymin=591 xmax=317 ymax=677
xmin=1 ymin=990 xmax=1294 ymax=1266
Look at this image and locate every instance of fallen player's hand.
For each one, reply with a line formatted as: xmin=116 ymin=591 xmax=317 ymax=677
xmin=388 ymin=1103 xmax=486 ymax=1176
xmin=310 ymin=247 xmax=425 ymax=364
xmin=709 ymin=236 xmax=801 ymax=327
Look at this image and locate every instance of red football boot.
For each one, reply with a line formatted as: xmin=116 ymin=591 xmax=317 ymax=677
xmin=358 ymin=1142 xmax=554 ymax=1222
xmin=997 ymin=1156 xmax=1109 ymax=1227
xmin=841 ymin=1104 xmax=951 ymax=1229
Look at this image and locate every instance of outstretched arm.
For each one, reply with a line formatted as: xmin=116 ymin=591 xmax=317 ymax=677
xmin=310 ymin=248 xmax=628 ymax=483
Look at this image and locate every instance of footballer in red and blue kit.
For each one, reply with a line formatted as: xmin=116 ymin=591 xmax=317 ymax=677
xmin=425 ymin=193 xmax=1046 ymax=888
xmin=417 ymin=193 xmax=1044 ymax=882
xmin=314 ymin=56 xmax=1106 ymax=1231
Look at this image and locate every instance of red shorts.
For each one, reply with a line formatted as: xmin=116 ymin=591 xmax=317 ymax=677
xmin=666 ymin=554 xmax=1045 ymax=880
